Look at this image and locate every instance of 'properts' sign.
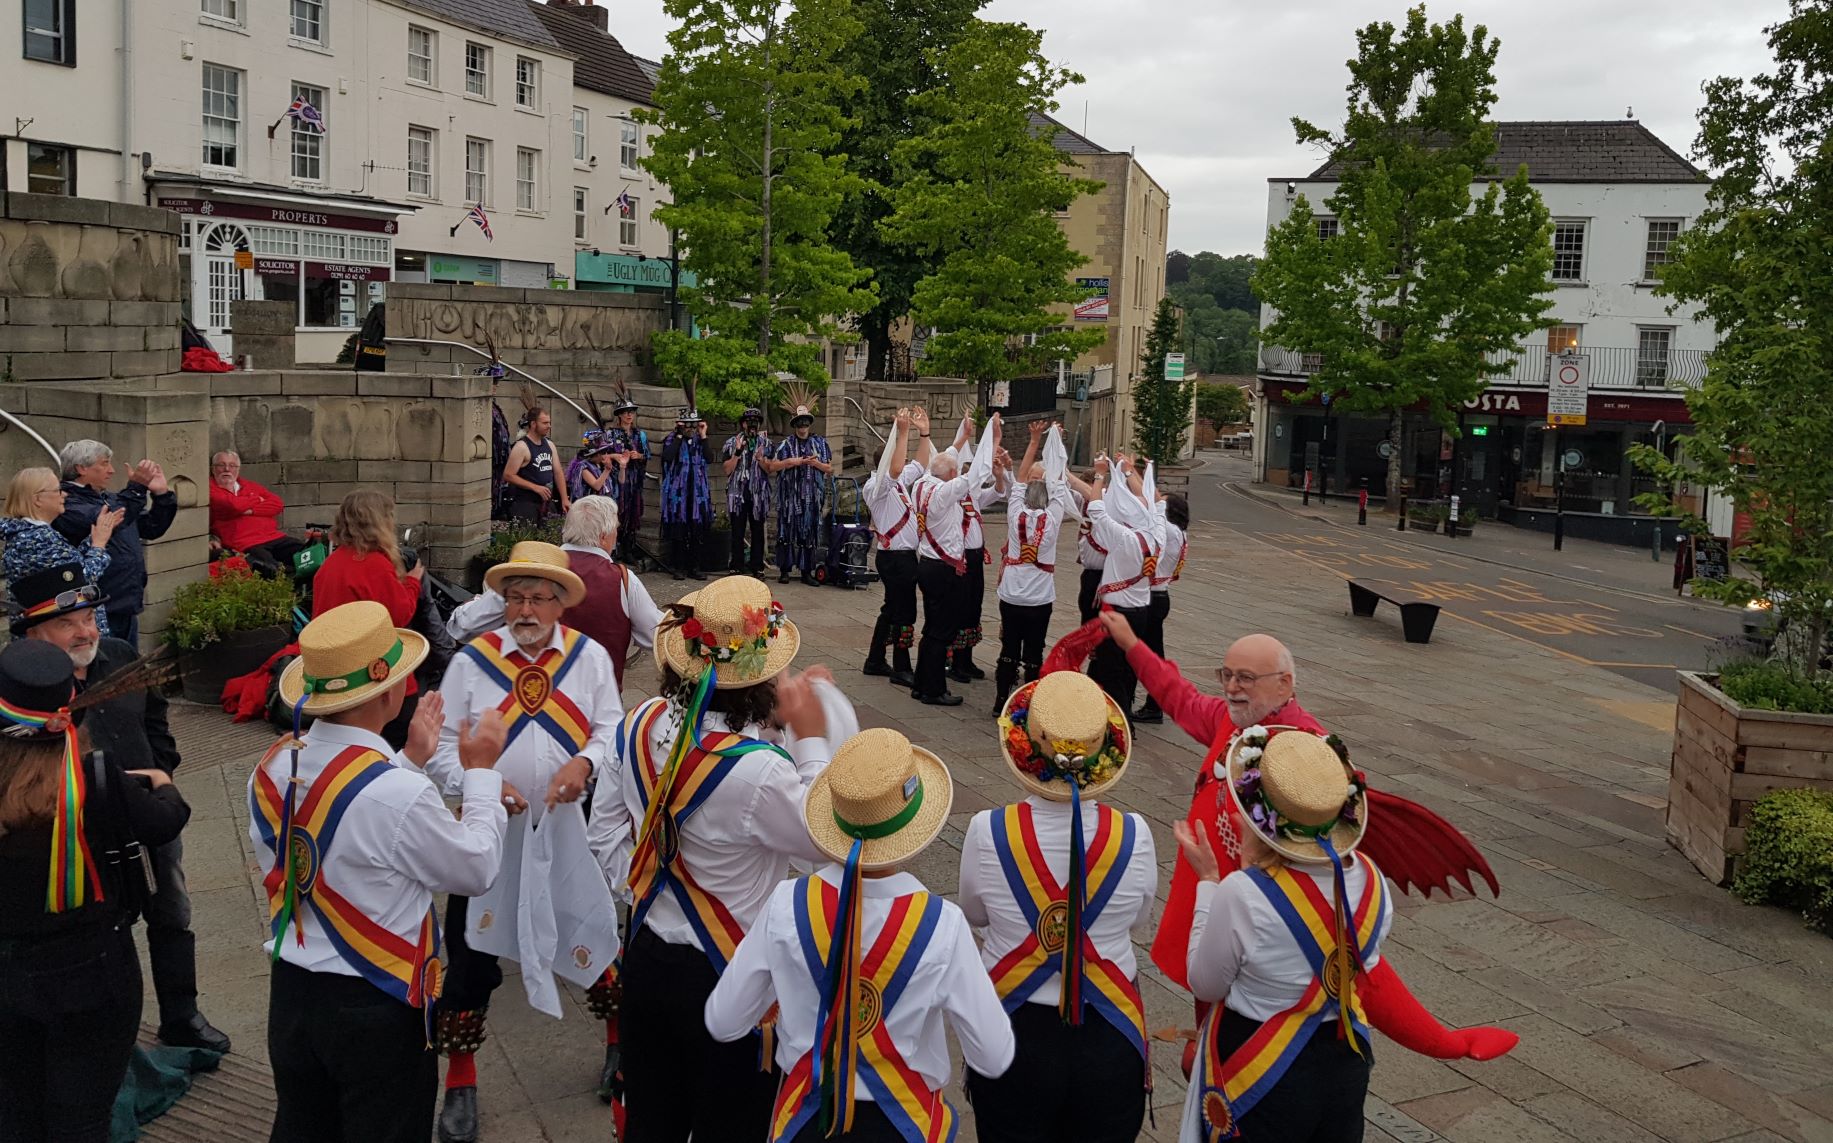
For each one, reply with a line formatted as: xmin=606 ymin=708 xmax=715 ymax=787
xmin=157 ymin=197 xmax=400 ymax=234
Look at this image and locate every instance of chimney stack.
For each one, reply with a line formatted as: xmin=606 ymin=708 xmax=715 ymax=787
xmin=549 ymin=0 xmax=608 ymax=32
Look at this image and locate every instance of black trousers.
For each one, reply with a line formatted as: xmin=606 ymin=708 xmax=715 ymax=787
xmin=994 ymin=601 xmax=1052 ymax=709
xmin=788 ymin=1100 xmax=913 ymax=1142
xmin=1212 ymin=1009 xmax=1371 ymax=1143
xmin=914 ymin=556 xmax=966 ymax=698
xmin=968 ymin=1004 xmax=1145 ymax=1143
xmin=438 ymin=893 xmax=504 ymax=1017
xmin=267 ymin=959 xmax=438 ymax=1143
xmin=1088 ymin=604 xmax=1148 ymax=712
xmin=667 ymin=520 xmax=710 ymax=574
xmin=145 ymin=836 xmax=200 ymax=1026
xmin=0 ymin=923 xmax=142 ymax=1143
xmin=729 ymin=493 xmax=767 ymax=571
xmin=950 ymin=547 xmax=986 ymax=667
xmin=869 ymin=550 xmax=919 ymax=671
xmin=620 ymin=928 xmax=776 ymax=1143
xmin=1137 ymin=591 xmax=1171 ymax=713
xmin=506 ymin=491 xmax=550 ymax=523
xmin=1077 ymin=566 xmax=1103 ymax=623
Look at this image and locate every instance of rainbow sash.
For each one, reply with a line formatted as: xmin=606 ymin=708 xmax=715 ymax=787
xmin=457 ymin=629 xmax=592 ymax=756
xmin=250 ymin=743 xmax=444 ymax=1036
xmin=986 ymin=803 xmax=1146 ymax=1060
xmin=772 ymin=878 xmax=956 ymax=1143
xmin=1097 ymin=532 xmax=1158 ymax=597
xmin=1194 ymin=855 xmax=1387 ymax=1141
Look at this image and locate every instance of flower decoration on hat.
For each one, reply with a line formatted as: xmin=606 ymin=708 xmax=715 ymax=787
xmin=682 ymin=600 xmax=786 ymax=671
xmin=998 ymin=688 xmax=1128 ymax=792
xmin=1231 ymin=725 xmax=1365 ymax=844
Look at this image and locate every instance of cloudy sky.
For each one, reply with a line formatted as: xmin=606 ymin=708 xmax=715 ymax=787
xmin=601 ymin=0 xmax=1786 ymax=256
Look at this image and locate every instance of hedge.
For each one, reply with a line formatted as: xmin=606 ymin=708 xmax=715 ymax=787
xmin=1734 ymin=787 xmax=1833 ymax=933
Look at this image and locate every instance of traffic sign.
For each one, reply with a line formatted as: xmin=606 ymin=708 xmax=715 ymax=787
xmin=1548 ymin=353 xmax=1589 ymax=426
xmin=1164 ymin=353 xmax=1186 ymax=381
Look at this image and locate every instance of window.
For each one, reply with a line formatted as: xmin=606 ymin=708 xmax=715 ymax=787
xmin=1644 ymin=219 xmax=1681 ymax=280
xmin=572 ymin=107 xmax=588 ymax=162
xmin=201 ymin=0 xmax=240 ymax=23
xmin=1636 ymin=327 xmax=1673 ymax=387
xmin=348 ymin=235 xmax=388 ymax=263
xmin=464 ymin=42 xmax=489 ymax=97
xmin=1545 ymin=324 xmax=1581 ymax=355
xmin=24 ymin=0 xmax=73 ymax=64
xmin=248 ymin=226 xmax=299 ymax=256
xmin=1300 ymin=352 xmax=1323 ymax=375
xmin=618 ymin=194 xmax=639 ymax=247
xmin=407 ymin=126 xmax=435 ymax=197
xmin=290 ymin=0 xmax=323 ymax=44
xmin=515 ymin=57 xmax=539 ymax=109
xmin=516 ymin=147 xmax=539 ymax=212
xmin=24 ymin=143 xmax=74 ymax=194
xmin=290 ymin=82 xmax=326 ymax=182
xmin=201 ymin=63 xmax=243 ymax=168
xmin=408 ymin=27 xmax=434 ymax=85
xmin=1551 ymin=220 xmax=1587 ymax=282
xmin=574 ymin=188 xmax=589 ymax=241
xmin=465 ymin=138 xmax=489 ymax=204
xmin=1315 ymin=216 xmax=1339 ymax=241
xmin=301 ymin=230 xmax=346 ymax=260
xmin=619 ymin=121 xmax=639 ymax=172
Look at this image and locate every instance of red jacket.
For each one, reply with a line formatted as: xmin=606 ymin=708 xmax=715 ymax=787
xmin=311 ymin=548 xmax=422 ymax=695
xmin=209 ymin=479 xmax=288 ymax=552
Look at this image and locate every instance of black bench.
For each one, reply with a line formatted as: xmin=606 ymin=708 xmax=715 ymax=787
xmin=1347 ymin=581 xmax=1442 ymax=645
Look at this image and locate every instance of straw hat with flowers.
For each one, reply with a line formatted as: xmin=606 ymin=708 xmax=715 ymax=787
xmin=804 ymin=728 xmax=953 ymax=871
xmin=1224 ymin=726 xmax=1367 ymax=864
xmin=997 ymin=672 xmax=1131 ymax=801
xmin=278 ymin=600 xmax=429 ymax=717
xmin=657 ymin=575 xmax=798 ymax=688
xmin=484 ymin=540 xmax=586 ymax=608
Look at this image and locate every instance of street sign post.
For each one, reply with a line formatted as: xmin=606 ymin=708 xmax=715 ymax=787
xmin=1164 ymin=353 xmax=1186 ymax=381
xmin=1548 ymin=353 xmax=1590 ymax=426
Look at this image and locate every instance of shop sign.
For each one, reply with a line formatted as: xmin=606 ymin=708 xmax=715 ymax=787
xmin=1463 ymin=393 xmax=1523 ymax=413
xmin=576 ymin=250 xmax=676 ymax=288
xmin=158 ymin=196 xmax=401 ymax=234
xmin=1074 ymin=277 xmax=1110 ymax=322
xmin=306 ymin=261 xmax=389 ymax=282
xmin=430 ymin=257 xmax=498 ymax=283
xmin=254 ymin=258 xmax=299 ymax=277
xmin=233 ymin=249 xmax=255 ymax=270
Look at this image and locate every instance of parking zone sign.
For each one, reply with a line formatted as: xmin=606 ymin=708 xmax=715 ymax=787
xmin=1548 ymin=354 xmax=1589 ymax=426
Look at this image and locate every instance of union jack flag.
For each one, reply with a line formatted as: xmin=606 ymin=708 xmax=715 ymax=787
xmin=614 ymin=189 xmax=635 ymax=216
xmin=285 ymin=97 xmax=326 ymax=135
xmin=463 ymin=202 xmax=493 ymax=241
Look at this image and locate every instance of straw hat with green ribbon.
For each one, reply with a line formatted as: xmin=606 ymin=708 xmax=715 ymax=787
xmin=277 ymin=600 xmax=429 ymax=716
xmin=1224 ymin=726 xmax=1366 ymax=865
xmin=804 ymin=728 xmax=953 ymax=871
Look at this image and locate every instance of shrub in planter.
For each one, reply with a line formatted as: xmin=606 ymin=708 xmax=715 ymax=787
xmin=1734 ymin=788 xmax=1833 ymax=933
xmin=165 ymin=566 xmax=296 ymax=703
xmin=468 ymin=519 xmax=565 ymax=590
xmin=1719 ymin=658 xmax=1833 ymax=715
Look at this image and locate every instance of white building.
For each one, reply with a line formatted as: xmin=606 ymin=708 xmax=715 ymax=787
xmin=1255 ymin=120 xmax=1714 ymax=541
xmin=2 ymin=0 xmax=670 ymax=361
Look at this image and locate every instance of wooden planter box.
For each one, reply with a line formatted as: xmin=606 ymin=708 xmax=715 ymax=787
xmin=1668 ymin=671 xmax=1833 ymax=884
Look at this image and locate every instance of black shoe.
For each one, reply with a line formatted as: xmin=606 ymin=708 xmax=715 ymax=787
xmin=671 ymin=569 xmax=686 ymax=581
xmin=801 ymin=572 xmax=820 ymax=586
xmin=960 ymin=662 xmax=986 ymax=680
xmin=949 ymin=669 xmax=975 ymax=685
xmin=596 ymin=1043 xmax=622 ymax=1104
xmin=438 ymin=1086 xmax=479 ymax=1143
xmin=779 ymin=570 xmax=792 ymax=584
xmin=915 ymin=690 xmax=963 ymax=706
xmin=158 ymin=1012 xmax=231 ymax=1055
xmin=689 ymin=569 xmax=706 ymax=581
xmin=863 ymin=660 xmax=893 ymax=677
xmin=1133 ymin=706 xmax=1164 ymax=725
xmin=887 ymin=670 xmax=917 ymax=689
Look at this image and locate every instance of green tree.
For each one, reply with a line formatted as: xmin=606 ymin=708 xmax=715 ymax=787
xmin=882 ymin=20 xmax=1105 ymax=401
xmin=1254 ymin=6 xmax=1554 ymax=507
xmin=1197 ymin=381 xmax=1251 ymax=425
xmin=643 ymin=0 xmax=877 ymax=417
xmin=1630 ymin=0 xmax=1833 ymax=679
xmin=1133 ymin=296 xmax=1195 ymax=464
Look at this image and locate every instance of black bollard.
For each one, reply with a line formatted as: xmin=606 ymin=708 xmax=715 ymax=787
xmin=1397 ymin=493 xmax=1408 ymax=532
xmin=1358 ymin=480 xmax=1368 ymax=526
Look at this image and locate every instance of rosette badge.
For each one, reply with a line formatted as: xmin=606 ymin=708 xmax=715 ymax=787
xmin=657 ymin=575 xmax=800 ymax=688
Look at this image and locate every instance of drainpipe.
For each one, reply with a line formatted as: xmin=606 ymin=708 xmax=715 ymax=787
xmin=120 ymin=0 xmax=136 ymax=202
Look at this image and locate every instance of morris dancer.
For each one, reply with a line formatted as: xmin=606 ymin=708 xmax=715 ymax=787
xmin=1134 ymin=491 xmax=1190 ymax=725
xmin=604 ymin=392 xmax=650 ymax=563
xmin=1066 ymin=453 xmax=1162 ymax=714
xmin=910 ymin=409 xmax=998 ymax=707
xmin=723 ymin=406 xmax=773 ymax=576
xmin=963 ymin=662 xmax=1156 ymax=1143
xmin=661 ymin=407 xmax=714 ymax=581
xmin=425 ymin=544 xmax=625 ymax=1143
xmin=594 ymin=575 xmax=848 ymax=1143
xmin=252 ymin=602 xmax=509 ymax=1143
xmin=948 ymin=413 xmax=1001 ymax=683
xmin=706 ymin=727 xmax=1015 ymax=1143
xmin=861 ymin=408 xmax=923 ymax=689
xmin=566 ymin=430 xmax=615 ymax=503
xmin=992 ymin=420 xmax=1072 ymax=713
xmin=773 ymin=403 xmax=833 ymax=586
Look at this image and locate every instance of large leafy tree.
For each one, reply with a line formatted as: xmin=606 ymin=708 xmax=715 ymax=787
xmin=643 ymin=0 xmax=877 ymax=417
xmin=1254 ymin=6 xmax=1553 ymax=507
xmin=882 ymin=20 xmax=1105 ymax=401
xmin=1631 ymin=0 xmax=1833 ymax=678
xmin=1133 ymin=296 xmax=1195 ymax=465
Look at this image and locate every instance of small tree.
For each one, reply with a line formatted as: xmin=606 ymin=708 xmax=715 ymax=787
xmin=1133 ymin=297 xmax=1195 ymax=465
xmin=1197 ymin=382 xmax=1250 ymax=425
xmin=1254 ymin=6 xmax=1554 ymax=508
xmin=1630 ymin=0 xmax=1833 ymax=680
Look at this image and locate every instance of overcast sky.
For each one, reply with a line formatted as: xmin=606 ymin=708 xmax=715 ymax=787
xmin=601 ymin=0 xmax=1787 ymax=256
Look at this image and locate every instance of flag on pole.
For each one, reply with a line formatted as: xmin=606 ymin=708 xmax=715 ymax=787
xmin=285 ymin=97 xmax=327 ymax=134
xmin=450 ymin=202 xmax=494 ymax=241
xmin=614 ymin=189 xmax=635 ymax=216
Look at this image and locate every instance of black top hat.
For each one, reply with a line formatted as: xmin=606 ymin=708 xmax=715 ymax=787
xmin=8 ymin=562 xmax=108 ymax=636
xmin=0 ymin=640 xmax=79 ymax=741
xmin=613 ymin=396 xmax=639 ymax=415
xmin=741 ymin=406 xmax=764 ymax=422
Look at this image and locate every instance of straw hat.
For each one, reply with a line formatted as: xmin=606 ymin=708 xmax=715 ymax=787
xmin=277 ymin=601 xmax=429 ymax=716
xmin=997 ymin=672 xmax=1131 ymax=801
xmin=656 ymin=575 xmax=799 ymax=688
xmin=804 ymin=728 xmax=953 ymax=870
xmin=1224 ymin=726 xmax=1366 ymax=864
xmin=483 ymin=541 xmax=586 ymax=608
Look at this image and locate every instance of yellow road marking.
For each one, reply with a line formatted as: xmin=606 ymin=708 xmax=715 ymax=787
xmin=1590 ymin=697 xmax=1678 ymax=733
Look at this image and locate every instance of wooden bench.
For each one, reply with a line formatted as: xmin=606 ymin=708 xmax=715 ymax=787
xmin=1347 ymin=581 xmax=1442 ymax=645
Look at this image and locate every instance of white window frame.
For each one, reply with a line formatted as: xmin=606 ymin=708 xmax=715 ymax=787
xmin=200 ymin=0 xmax=240 ymax=25
xmin=465 ymin=138 xmax=490 ymax=206
xmin=290 ymin=81 xmax=326 ymax=183
xmin=572 ymin=107 xmax=589 ymax=163
xmin=407 ymin=26 xmax=435 ymax=86
xmin=574 ymin=188 xmax=589 ymax=241
xmin=407 ymin=125 xmax=435 ymax=198
xmin=1551 ymin=219 xmax=1588 ymax=283
xmin=1636 ymin=326 xmax=1674 ymax=387
xmin=516 ymin=147 xmax=539 ymax=212
xmin=1643 ymin=218 xmax=1682 ymax=282
xmin=201 ymin=62 xmax=243 ymax=170
xmin=289 ymin=0 xmax=324 ymax=45
xmin=515 ymin=57 xmax=539 ymax=109
xmin=618 ymin=194 xmax=639 ymax=248
xmin=25 ymin=142 xmax=76 ymax=195
xmin=464 ymin=42 xmax=490 ymax=99
xmin=619 ymin=121 xmax=639 ymax=173
xmin=1314 ymin=216 xmax=1339 ymax=241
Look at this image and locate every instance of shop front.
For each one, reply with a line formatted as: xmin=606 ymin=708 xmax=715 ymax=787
xmin=574 ymin=249 xmax=695 ymax=295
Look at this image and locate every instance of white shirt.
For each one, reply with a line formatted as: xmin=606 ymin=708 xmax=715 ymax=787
xmin=958 ymin=798 xmax=1158 ymax=1006
xmin=247 ymin=719 xmax=507 ymax=977
xmin=913 ymin=470 xmax=974 ymax=565
xmin=1075 ymin=492 xmax=1107 ymax=570
xmin=864 ymin=463 xmax=924 ymax=553
xmin=444 ymin=545 xmax=663 ymax=652
xmin=1153 ymin=519 xmax=1188 ymax=594
xmin=705 ymin=867 xmax=1016 ymax=1093
xmin=996 ymin=483 xmax=1070 ymax=608
xmin=962 ymin=477 xmax=1000 ymax=552
xmin=598 ymin=700 xmax=832 ymax=947
xmin=1087 ymin=501 xmax=1159 ymax=610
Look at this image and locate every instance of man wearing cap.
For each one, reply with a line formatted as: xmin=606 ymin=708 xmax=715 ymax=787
xmin=909 ymin=407 xmax=1000 ymax=706
xmin=604 ymin=396 xmax=649 ymax=563
xmin=661 ymin=408 xmax=714 ymax=580
xmin=707 ymin=726 xmax=1015 ymax=1143
xmin=770 ymin=403 xmax=832 ymax=586
xmin=962 ymin=669 xmax=1157 ymax=1142
xmin=861 ymin=407 xmax=924 ymax=689
xmin=424 ymin=542 xmax=625 ymax=1143
xmin=250 ymin=600 xmax=509 ymax=1143
xmin=722 ymin=407 xmax=773 ymax=576
xmin=11 ymin=563 xmax=230 ymax=1055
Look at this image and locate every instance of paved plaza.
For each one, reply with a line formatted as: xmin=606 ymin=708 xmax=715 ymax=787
xmin=137 ymin=461 xmax=1833 ymax=1142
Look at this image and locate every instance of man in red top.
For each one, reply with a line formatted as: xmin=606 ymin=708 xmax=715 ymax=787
xmin=208 ymin=451 xmax=304 ymax=571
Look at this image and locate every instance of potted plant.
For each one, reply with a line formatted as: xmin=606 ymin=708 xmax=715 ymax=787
xmin=165 ymin=560 xmax=297 ymax=705
xmin=466 ymin=519 xmax=564 ymax=592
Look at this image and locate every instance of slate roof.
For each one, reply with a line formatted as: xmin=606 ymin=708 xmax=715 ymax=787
xmin=1028 ymin=111 xmax=1110 ymax=156
xmin=632 ymin=56 xmax=661 ymax=86
xmin=529 ymin=3 xmax=655 ymax=104
xmin=391 ymin=0 xmax=560 ymax=51
xmin=1305 ymin=121 xmax=1704 ymax=184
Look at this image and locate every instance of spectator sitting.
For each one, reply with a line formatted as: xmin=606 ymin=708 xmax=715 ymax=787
xmin=2 ymin=467 xmax=122 ymax=637
xmin=51 ymin=440 xmax=177 ymax=646
xmin=311 ymin=490 xmax=425 ymax=748
xmin=207 ymin=451 xmax=304 ymax=574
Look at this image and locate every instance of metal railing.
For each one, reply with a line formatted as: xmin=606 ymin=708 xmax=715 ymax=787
xmin=1259 ymin=343 xmax=1710 ymax=391
xmin=384 ymin=337 xmax=595 ymax=424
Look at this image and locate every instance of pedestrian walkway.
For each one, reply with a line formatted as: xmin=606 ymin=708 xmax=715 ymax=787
xmin=147 ymin=488 xmax=1833 ymax=1142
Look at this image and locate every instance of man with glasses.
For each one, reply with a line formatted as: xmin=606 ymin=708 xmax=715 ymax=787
xmin=207 ymin=451 xmax=305 ymax=573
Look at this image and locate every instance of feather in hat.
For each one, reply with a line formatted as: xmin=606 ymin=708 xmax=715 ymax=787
xmin=517 ymin=382 xmax=541 ymax=429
